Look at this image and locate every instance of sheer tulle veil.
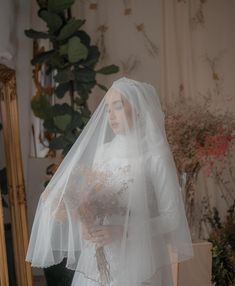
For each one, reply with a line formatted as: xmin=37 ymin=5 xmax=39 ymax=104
xmin=26 ymin=77 xmax=194 ymax=285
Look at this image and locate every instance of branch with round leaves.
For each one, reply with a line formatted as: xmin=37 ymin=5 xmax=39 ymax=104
xmin=25 ymin=0 xmax=119 ymax=155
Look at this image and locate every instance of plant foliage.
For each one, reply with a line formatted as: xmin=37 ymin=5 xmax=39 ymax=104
xmin=25 ymin=0 xmax=119 ymax=155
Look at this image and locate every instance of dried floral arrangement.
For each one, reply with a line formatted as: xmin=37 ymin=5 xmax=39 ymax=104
xmin=165 ymin=95 xmax=235 ymax=234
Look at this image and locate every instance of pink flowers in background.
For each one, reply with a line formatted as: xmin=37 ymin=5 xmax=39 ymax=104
xmin=197 ymin=133 xmax=234 ymax=177
xmin=165 ymin=98 xmax=235 ymax=238
xmin=199 ymin=134 xmax=230 ymax=157
xmin=197 ymin=127 xmax=234 ymax=175
xmin=165 ymin=104 xmax=235 ymax=179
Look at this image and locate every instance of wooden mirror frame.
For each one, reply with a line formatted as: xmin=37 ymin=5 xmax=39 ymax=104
xmin=0 ymin=192 xmax=9 ymax=285
xmin=0 ymin=64 xmax=33 ymax=286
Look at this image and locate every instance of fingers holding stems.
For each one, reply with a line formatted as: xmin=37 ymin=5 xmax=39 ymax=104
xmin=85 ymin=225 xmax=124 ymax=247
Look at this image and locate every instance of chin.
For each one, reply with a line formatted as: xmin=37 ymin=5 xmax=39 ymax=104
xmin=112 ymin=127 xmax=123 ymax=135
xmin=113 ymin=129 xmax=120 ymax=134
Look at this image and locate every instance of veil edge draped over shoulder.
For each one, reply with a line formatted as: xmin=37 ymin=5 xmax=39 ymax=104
xmin=26 ymin=77 xmax=194 ymax=285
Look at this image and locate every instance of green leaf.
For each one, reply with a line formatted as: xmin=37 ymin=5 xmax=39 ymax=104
xmin=55 ymin=82 xmax=70 ymax=98
xmin=97 ymin=83 xmax=108 ymax=92
xmin=74 ymin=68 xmax=96 ymax=83
xmin=66 ymin=111 xmax=83 ymax=129
xmin=59 ymin=43 xmax=68 ymax=56
xmin=49 ymin=136 xmax=69 ymax=150
xmin=62 ymin=143 xmax=74 ymax=155
xmin=74 ymin=30 xmax=91 ymax=46
xmin=54 ymin=68 xmax=74 ymax=83
xmin=81 ymin=117 xmax=89 ymax=125
xmin=68 ymin=37 xmax=88 ymax=63
xmin=64 ymin=131 xmax=78 ymax=143
xmin=31 ymin=95 xmax=52 ymax=119
xmin=53 ymin=114 xmax=72 ymax=131
xmin=31 ymin=50 xmax=55 ymax=65
xmin=80 ymin=106 xmax=91 ymax=118
xmin=43 ymin=119 xmax=61 ymax=133
xmin=57 ymin=18 xmax=85 ymax=41
xmin=51 ymin=103 xmax=73 ymax=116
xmin=81 ymin=45 xmax=100 ymax=68
xmin=96 ymin=64 xmax=119 ymax=75
xmin=39 ymin=9 xmax=63 ymax=32
xmin=48 ymin=0 xmax=75 ymax=12
xmin=24 ymin=29 xmax=49 ymax=39
xmin=47 ymin=53 xmax=67 ymax=69
xmin=74 ymin=81 xmax=95 ymax=98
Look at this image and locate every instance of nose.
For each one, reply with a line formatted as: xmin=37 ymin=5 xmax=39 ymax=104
xmin=108 ymin=107 xmax=116 ymax=120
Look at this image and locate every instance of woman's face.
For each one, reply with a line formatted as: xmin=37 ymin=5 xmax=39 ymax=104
xmin=105 ymin=89 xmax=135 ymax=134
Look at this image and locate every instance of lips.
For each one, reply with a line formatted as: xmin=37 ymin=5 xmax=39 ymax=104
xmin=110 ymin=122 xmax=119 ymax=128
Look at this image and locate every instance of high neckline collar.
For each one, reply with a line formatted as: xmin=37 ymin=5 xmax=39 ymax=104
xmin=114 ymin=131 xmax=137 ymax=143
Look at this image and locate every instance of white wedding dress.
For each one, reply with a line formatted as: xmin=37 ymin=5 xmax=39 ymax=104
xmin=26 ymin=77 xmax=193 ymax=286
xmin=71 ymin=134 xmax=175 ymax=286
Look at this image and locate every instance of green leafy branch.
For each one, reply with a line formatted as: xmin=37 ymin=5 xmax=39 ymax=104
xmin=204 ymin=202 xmax=235 ymax=285
xmin=25 ymin=0 xmax=119 ymax=155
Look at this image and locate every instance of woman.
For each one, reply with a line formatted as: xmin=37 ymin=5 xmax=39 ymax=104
xmin=26 ymin=77 xmax=194 ymax=286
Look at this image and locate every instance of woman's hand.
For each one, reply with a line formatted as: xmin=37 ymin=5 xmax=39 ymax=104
xmin=89 ymin=225 xmax=124 ymax=247
xmin=81 ymin=223 xmax=94 ymax=240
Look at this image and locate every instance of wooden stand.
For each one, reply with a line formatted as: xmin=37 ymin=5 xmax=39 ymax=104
xmin=171 ymin=241 xmax=212 ymax=286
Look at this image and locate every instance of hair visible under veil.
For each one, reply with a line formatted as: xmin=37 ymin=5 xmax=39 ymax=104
xmin=26 ymin=77 xmax=194 ymax=285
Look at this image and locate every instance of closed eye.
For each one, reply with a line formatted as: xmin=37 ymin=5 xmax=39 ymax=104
xmin=105 ymin=100 xmax=123 ymax=112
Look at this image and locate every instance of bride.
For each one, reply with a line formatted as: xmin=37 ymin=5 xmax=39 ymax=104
xmin=26 ymin=77 xmax=194 ymax=286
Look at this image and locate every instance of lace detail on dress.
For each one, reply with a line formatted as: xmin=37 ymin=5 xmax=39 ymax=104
xmin=92 ymin=160 xmax=134 ymax=204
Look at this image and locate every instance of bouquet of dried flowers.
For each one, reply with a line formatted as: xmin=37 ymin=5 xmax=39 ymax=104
xmin=77 ymin=165 xmax=131 ymax=285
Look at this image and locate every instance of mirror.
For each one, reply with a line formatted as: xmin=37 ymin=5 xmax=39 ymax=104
xmin=0 ymin=63 xmax=33 ymax=286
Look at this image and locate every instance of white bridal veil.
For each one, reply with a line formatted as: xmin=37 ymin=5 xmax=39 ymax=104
xmin=26 ymin=77 xmax=194 ymax=285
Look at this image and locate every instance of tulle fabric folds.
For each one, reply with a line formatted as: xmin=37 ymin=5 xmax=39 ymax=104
xmin=26 ymin=77 xmax=194 ymax=285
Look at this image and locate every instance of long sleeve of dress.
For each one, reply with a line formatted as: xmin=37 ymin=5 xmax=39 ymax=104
xmin=146 ymin=154 xmax=182 ymax=236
